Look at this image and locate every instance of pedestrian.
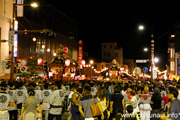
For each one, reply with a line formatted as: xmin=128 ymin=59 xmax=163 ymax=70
xmin=110 ymin=86 xmax=125 ymax=120
xmin=71 ymin=86 xmax=81 ymax=120
xmin=124 ymin=105 xmax=139 ymax=120
xmin=48 ymin=81 xmax=65 ymax=120
xmin=19 ymin=89 xmax=42 ymax=120
xmin=15 ymin=81 xmax=28 ymax=117
xmin=6 ymin=82 xmax=18 ymax=120
xmin=0 ymin=81 xmax=10 ymax=120
xmin=138 ymin=86 xmax=152 ymax=120
xmin=161 ymin=87 xmax=180 ymax=120
xmin=150 ymin=87 xmax=162 ymax=120
xmin=125 ymin=90 xmax=138 ymax=113
xmin=79 ymin=84 xmax=104 ymax=120
xmin=96 ymin=87 xmax=109 ymax=120
xmin=40 ymin=83 xmax=52 ymax=120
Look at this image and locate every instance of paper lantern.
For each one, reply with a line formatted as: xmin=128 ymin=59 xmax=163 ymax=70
xmin=81 ymin=60 xmax=86 ymax=67
xmin=65 ymin=59 xmax=70 ymax=66
xmin=37 ymin=58 xmax=43 ymax=65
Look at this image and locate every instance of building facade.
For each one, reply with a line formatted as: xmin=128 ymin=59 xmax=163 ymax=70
xmin=0 ymin=0 xmax=13 ymax=75
xmin=101 ymin=42 xmax=123 ymax=65
xmin=123 ymin=59 xmax=135 ymax=74
xmin=16 ymin=0 xmax=78 ymax=61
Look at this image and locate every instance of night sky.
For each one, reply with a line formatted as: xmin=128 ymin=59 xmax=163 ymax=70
xmin=44 ymin=1 xmax=180 ymax=69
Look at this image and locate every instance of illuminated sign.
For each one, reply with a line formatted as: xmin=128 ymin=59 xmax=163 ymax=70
xmin=14 ymin=20 xmax=18 ymax=57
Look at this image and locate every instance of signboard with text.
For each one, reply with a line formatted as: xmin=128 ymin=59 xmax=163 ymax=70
xmin=17 ymin=0 xmax=24 ymax=17
xmin=78 ymin=40 xmax=83 ymax=65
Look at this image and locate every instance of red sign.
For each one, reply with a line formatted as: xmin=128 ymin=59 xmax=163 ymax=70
xmin=78 ymin=40 xmax=83 ymax=64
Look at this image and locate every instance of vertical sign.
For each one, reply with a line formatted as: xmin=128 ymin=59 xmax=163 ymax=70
xmin=8 ymin=31 xmax=14 ymax=46
xmin=14 ymin=20 xmax=18 ymax=58
xmin=175 ymin=53 xmax=180 ymax=76
xmin=78 ymin=40 xmax=83 ymax=65
xmin=17 ymin=0 xmax=24 ymax=17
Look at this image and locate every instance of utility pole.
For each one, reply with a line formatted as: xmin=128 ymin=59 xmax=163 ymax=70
xmin=10 ymin=3 xmax=15 ymax=80
xmin=151 ymin=33 xmax=154 ymax=81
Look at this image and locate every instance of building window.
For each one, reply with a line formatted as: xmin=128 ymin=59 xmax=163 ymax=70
xmin=102 ymin=65 xmax=104 ymax=69
xmin=107 ymin=53 xmax=110 ymax=57
xmin=170 ymin=61 xmax=174 ymax=71
xmin=170 ymin=48 xmax=175 ymax=58
xmin=94 ymin=65 xmax=97 ymax=69
xmin=110 ymin=45 xmax=112 ymax=49
xmin=104 ymin=45 xmax=106 ymax=48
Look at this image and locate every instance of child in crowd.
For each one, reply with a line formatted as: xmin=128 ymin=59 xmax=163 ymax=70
xmin=113 ymin=107 xmax=123 ymax=120
xmin=125 ymin=105 xmax=139 ymax=120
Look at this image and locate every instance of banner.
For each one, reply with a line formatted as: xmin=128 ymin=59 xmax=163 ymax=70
xmin=17 ymin=0 xmax=24 ymax=17
xmin=169 ymin=74 xmax=180 ymax=81
xmin=78 ymin=40 xmax=83 ymax=64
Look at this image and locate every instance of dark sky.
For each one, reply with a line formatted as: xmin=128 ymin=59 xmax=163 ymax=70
xmin=44 ymin=0 xmax=180 ymax=69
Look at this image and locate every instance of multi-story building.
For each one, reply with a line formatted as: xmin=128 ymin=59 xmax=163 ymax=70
xmin=0 ymin=0 xmax=13 ymax=75
xmin=101 ymin=42 xmax=123 ymax=65
xmin=168 ymin=23 xmax=180 ymax=76
xmin=16 ymin=0 xmax=78 ymax=61
xmin=123 ymin=59 xmax=136 ymax=74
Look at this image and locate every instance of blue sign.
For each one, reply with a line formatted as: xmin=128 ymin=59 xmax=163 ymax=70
xmin=143 ymin=67 xmax=148 ymax=73
xmin=20 ymin=66 xmax=27 ymax=73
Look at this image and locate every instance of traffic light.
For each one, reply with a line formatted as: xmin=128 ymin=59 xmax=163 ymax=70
xmin=39 ymin=32 xmax=56 ymax=38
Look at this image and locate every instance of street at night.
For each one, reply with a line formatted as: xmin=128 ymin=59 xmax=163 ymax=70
xmin=1 ymin=0 xmax=180 ymax=120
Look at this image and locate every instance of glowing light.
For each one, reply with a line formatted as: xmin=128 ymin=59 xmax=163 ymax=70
xmin=139 ymin=25 xmax=144 ymax=30
xmin=31 ymin=2 xmax=38 ymax=7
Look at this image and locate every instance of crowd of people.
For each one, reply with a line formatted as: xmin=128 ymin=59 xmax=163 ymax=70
xmin=0 ymin=79 xmax=180 ymax=120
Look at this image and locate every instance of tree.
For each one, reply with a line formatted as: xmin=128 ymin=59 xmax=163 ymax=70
xmin=26 ymin=57 xmax=42 ymax=74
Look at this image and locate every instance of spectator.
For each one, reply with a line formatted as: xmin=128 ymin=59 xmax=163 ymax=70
xmin=125 ymin=90 xmax=138 ymax=113
xmin=7 ymin=81 xmax=18 ymax=120
xmin=79 ymin=85 xmax=104 ymax=120
xmin=71 ymin=86 xmax=81 ymax=120
xmin=19 ymin=89 xmax=42 ymax=120
xmin=125 ymin=105 xmax=139 ymax=120
xmin=150 ymin=87 xmax=162 ymax=120
xmin=0 ymin=81 xmax=10 ymax=120
xmin=40 ymin=83 xmax=52 ymax=120
xmin=166 ymin=87 xmax=180 ymax=120
xmin=96 ymin=87 xmax=108 ymax=120
xmin=138 ymin=87 xmax=152 ymax=120
xmin=110 ymin=86 xmax=125 ymax=120
xmin=48 ymin=81 xmax=65 ymax=120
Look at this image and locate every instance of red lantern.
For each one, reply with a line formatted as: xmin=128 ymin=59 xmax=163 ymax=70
xmin=37 ymin=58 xmax=43 ymax=65
xmin=81 ymin=60 xmax=86 ymax=67
xmin=64 ymin=47 xmax=68 ymax=54
xmin=65 ymin=59 xmax=70 ymax=66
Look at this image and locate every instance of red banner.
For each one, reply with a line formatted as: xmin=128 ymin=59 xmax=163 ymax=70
xmin=78 ymin=40 xmax=83 ymax=64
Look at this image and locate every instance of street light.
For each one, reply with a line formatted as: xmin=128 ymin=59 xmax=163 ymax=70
xmin=154 ymin=57 xmax=159 ymax=63
xmin=139 ymin=25 xmax=144 ymax=30
xmin=138 ymin=25 xmax=155 ymax=80
xmin=32 ymin=37 xmax=36 ymax=42
xmin=42 ymin=45 xmax=45 ymax=49
xmin=30 ymin=2 xmax=38 ymax=7
xmin=144 ymin=48 xmax=148 ymax=52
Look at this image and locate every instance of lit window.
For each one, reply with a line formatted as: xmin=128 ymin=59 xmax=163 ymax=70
xmin=170 ymin=61 xmax=174 ymax=71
